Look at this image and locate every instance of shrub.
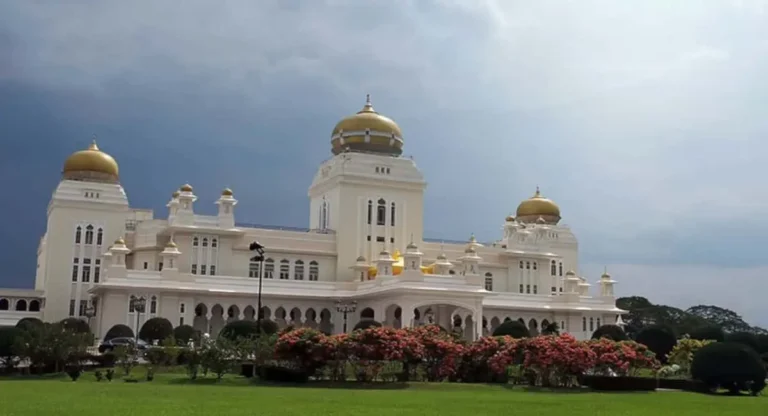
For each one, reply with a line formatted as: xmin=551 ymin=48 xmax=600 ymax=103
xmin=104 ymin=324 xmax=134 ymax=341
xmin=0 ymin=326 xmax=22 ymax=368
xmin=275 ymin=328 xmax=336 ymax=374
xmin=667 ymin=337 xmax=713 ymax=374
xmin=15 ymin=317 xmax=44 ymax=332
xmin=352 ymin=320 xmax=382 ymax=331
xmin=725 ymin=331 xmax=760 ymax=352
xmin=463 ymin=335 xmax=519 ymax=382
xmin=591 ymin=324 xmax=628 ymax=341
xmin=173 ymin=325 xmax=199 ymax=345
xmin=492 ymin=320 xmax=530 ymax=338
xmin=407 ymin=325 xmax=464 ymax=382
xmin=691 ymin=342 xmax=766 ymax=395
xmin=588 ymin=338 xmax=658 ymax=376
xmin=65 ymin=366 xmax=82 ymax=381
xmin=689 ymin=325 xmax=725 ymax=342
xmin=522 ymin=334 xmax=596 ymax=387
xmin=636 ymin=325 xmax=677 ymax=363
xmin=139 ymin=317 xmax=173 ymax=344
xmin=219 ymin=319 xmax=277 ymax=341
xmin=757 ymin=334 xmax=768 ymax=354
xmin=60 ymin=318 xmax=91 ymax=334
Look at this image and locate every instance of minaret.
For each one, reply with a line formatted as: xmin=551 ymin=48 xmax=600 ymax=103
xmin=459 ymin=246 xmax=481 ymax=276
xmin=160 ymin=238 xmax=183 ymax=280
xmin=216 ymin=188 xmax=237 ymax=228
xmin=351 ymin=255 xmax=369 ymax=282
xmin=402 ymin=239 xmax=424 ymax=273
xmin=376 ymin=249 xmax=396 ymax=277
xmin=167 ymin=190 xmax=180 ymax=225
xmin=433 ymin=250 xmax=453 ymax=276
xmin=563 ymin=270 xmax=581 ymax=294
xmin=577 ymin=275 xmax=591 ymax=296
xmin=175 ymin=184 xmax=196 ymax=226
xmin=598 ymin=268 xmax=617 ymax=298
xmin=107 ymin=237 xmax=130 ymax=279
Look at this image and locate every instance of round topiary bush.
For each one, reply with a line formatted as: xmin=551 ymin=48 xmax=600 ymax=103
xmin=636 ymin=325 xmax=677 ymax=363
xmin=103 ymin=324 xmax=134 ymax=341
xmin=492 ymin=320 xmax=531 ymax=338
xmin=726 ymin=331 xmax=760 ymax=352
xmin=591 ymin=324 xmax=629 ymax=341
xmin=138 ymin=317 xmax=173 ymax=344
xmin=353 ymin=320 xmax=382 ymax=331
xmin=15 ymin=317 xmax=44 ymax=332
xmin=691 ymin=341 xmax=767 ymax=395
xmin=60 ymin=317 xmax=91 ymax=334
xmin=0 ymin=326 xmax=22 ymax=366
xmin=219 ymin=319 xmax=278 ymax=341
xmin=689 ymin=325 xmax=725 ymax=342
xmin=173 ymin=325 xmax=199 ymax=345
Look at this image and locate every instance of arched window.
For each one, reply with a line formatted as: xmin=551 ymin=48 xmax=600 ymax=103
xmin=560 ymin=321 xmax=566 ymax=331
xmin=367 ymin=200 xmax=372 ymax=225
xmin=0 ymin=298 xmax=8 ymax=310
xmin=390 ymin=202 xmax=396 ymax=226
xmin=484 ymin=272 xmax=493 ymax=291
xmin=211 ymin=238 xmax=218 ymax=248
xmin=15 ymin=299 xmax=27 ymax=311
xmin=558 ymin=262 xmax=563 ymax=276
xmin=597 ymin=318 xmax=601 ymax=328
xmin=309 ymin=261 xmax=319 ymax=281
xmin=75 ymin=226 xmax=82 ymax=244
xmin=550 ymin=260 xmax=556 ymax=276
xmin=525 ymin=261 xmax=530 ymax=269
xmin=150 ymin=296 xmax=158 ymax=314
xmin=526 ymin=284 xmax=530 ymax=293
xmin=294 ymin=260 xmax=305 ymax=280
xmin=202 ymin=238 xmax=208 ymax=247
xmin=28 ymin=299 xmax=41 ymax=312
xmin=264 ymin=258 xmax=275 ymax=279
xmin=85 ymin=225 xmax=94 ymax=245
xmin=248 ymin=258 xmax=261 ymax=278
xmin=519 ymin=261 xmax=523 ymax=269
xmin=96 ymin=228 xmax=103 ymax=245
xmin=279 ymin=259 xmax=290 ymax=280
xmin=589 ymin=317 xmax=594 ymax=332
xmin=376 ymin=198 xmax=386 ymax=225
xmin=193 ymin=237 xmax=199 ymax=247
xmin=582 ymin=317 xmax=587 ymax=331
xmin=533 ymin=262 xmax=537 ymax=270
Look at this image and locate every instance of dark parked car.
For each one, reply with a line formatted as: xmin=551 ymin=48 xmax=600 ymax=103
xmin=98 ymin=337 xmax=149 ymax=353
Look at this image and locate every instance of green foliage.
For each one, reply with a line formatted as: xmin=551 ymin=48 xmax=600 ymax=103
xmin=219 ymin=319 xmax=277 ymax=341
xmin=686 ymin=305 xmax=753 ymax=334
xmin=15 ymin=317 xmax=44 ymax=332
xmin=726 ymin=331 xmax=760 ymax=352
xmin=0 ymin=326 xmax=22 ymax=368
xmin=691 ymin=342 xmax=766 ymax=395
xmin=59 ymin=318 xmax=92 ymax=335
xmin=541 ymin=322 xmax=560 ymax=336
xmin=667 ymin=336 xmax=713 ymax=374
xmin=104 ymin=324 xmax=134 ymax=341
xmin=353 ymin=320 xmax=382 ymax=331
xmin=200 ymin=337 xmax=235 ymax=380
xmin=636 ymin=325 xmax=677 ymax=363
xmin=13 ymin=322 xmax=92 ymax=373
xmin=591 ymin=324 xmax=628 ymax=341
xmin=112 ymin=344 xmax=138 ymax=376
xmin=492 ymin=320 xmax=530 ymax=338
xmin=689 ymin=325 xmax=725 ymax=342
xmin=173 ymin=325 xmax=199 ymax=345
xmin=139 ymin=317 xmax=174 ymax=344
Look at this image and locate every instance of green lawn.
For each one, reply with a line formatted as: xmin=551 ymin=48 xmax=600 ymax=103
xmin=0 ymin=372 xmax=765 ymax=416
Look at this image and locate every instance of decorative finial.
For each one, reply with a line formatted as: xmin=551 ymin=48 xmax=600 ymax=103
xmin=410 ymin=233 xmax=414 ymax=244
xmin=469 ymin=233 xmax=476 ymax=243
xmin=534 ymin=185 xmax=541 ymax=197
xmin=366 ymin=93 xmax=371 ymax=105
xmin=88 ymin=137 xmax=99 ymax=151
xmin=360 ymin=94 xmax=375 ymax=112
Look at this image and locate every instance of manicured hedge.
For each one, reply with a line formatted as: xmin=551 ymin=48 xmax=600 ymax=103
xmin=492 ymin=320 xmax=530 ymax=338
xmin=636 ymin=325 xmax=677 ymax=363
xmin=60 ymin=318 xmax=91 ymax=334
xmin=103 ymin=324 xmax=134 ymax=341
xmin=353 ymin=320 xmax=382 ymax=331
xmin=591 ymin=324 xmax=628 ymax=341
xmin=256 ymin=365 xmax=310 ymax=383
xmin=139 ymin=317 xmax=174 ymax=344
xmin=581 ymin=375 xmax=656 ymax=391
xmin=691 ymin=341 xmax=766 ymax=395
xmin=725 ymin=331 xmax=760 ymax=352
xmin=689 ymin=325 xmax=725 ymax=342
xmin=219 ymin=319 xmax=278 ymax=341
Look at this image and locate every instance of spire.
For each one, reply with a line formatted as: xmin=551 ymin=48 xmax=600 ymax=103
xmin=534 ymin=185 xmax=541 ymax=197
xmin=360 ymin=94 xmax=375 ymax=113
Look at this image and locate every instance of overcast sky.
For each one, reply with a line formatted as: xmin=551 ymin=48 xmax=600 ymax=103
xmin=1 ymin=1 xmax=766 ymax=326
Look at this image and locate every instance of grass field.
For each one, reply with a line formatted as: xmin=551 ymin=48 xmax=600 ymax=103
xmin=0 ymin=372 xmax=765 ymax=416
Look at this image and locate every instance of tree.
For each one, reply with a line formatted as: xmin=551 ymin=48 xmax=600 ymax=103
xmin=14 ymin=322 xmax=91 ymax=373
xmin=492 ymin=320 xmax=530 ymax=338
xmin=689 ymin=325 xmax=725 ymax=342
xmin=0 ymin=326 xmax=22 ymax=369
xmin=591 ymin=324 xmax=628 ymax=341
xmin=139 ymin=317 xmax=173 ymax=344
xmin=686 ymin=305 xmax=752 ymax=334
xmin=173 ymin=325 xmax=200 ymax=345
xmin=541 ymin=321 xmax=560 ymax=336
xmin=636 ymin=325 xmax=677 ymax=363
xmin=60 ymin=318 xmax=91 ymax=335
xmin=726 ymin=331 xmax=760 ymax=352
xmin=104 ymin=324 xmax=134 ymax=341
xmin=15 ymin=317 xmax=44 ymax=332
xmin=691 ymin=342 xmax=766 ymax=395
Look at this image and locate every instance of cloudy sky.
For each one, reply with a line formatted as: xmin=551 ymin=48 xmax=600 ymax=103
xmin=1 ymin=1 xmax=766 ymax=325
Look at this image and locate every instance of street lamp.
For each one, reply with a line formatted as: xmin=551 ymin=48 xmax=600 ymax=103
xmin=335 ymin=300 xmax=357 ymax=333
xmin=129 ymin=295 xmax=147 ymax=342
xmin=249 ymin=241 xmax=266 ymax=335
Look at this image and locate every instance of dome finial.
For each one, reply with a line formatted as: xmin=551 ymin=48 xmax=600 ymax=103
xmin=360 ymin=94 xmax=375 ymax=113
xmin=534 ymin=185 xmax=541 ymax=197
xmin=89 ymin=136 xmax=99 ymax=151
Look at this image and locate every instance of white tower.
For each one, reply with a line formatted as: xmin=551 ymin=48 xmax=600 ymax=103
xmin=598 ymin=269 xmax=617 ymax=298
xmin=432 ymin=252 xmax=453 ymax=276
xmin=174 ymin=184 xmax=196 ymax=226
xmin=350 ymin=255 xmax=369 ymax=282
xmin=216 ymin=188 xmax=237 ymax=229
xmin=166 ymin=191 xmax=180 ymax=223
xmin=376 ymin=249 xmax=397 ymax=277
xmin=160 ymin=239 xmax=183 ymax=280
xmin=403 ymin=241 xmax=423 ymax=272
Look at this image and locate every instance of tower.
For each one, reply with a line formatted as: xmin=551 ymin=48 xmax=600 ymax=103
xmin=173 ymin=184 xmax=196 ymax=226
xmin=38 ymin=140 xmax=131 ymax=322
xmin=216 ymin=188 xmax=237 ymax=229
xmin=308 ymin=96 xmax=427 ymax=282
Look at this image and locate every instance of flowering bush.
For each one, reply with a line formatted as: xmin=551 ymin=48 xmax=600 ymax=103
xmin=588 ymin=338 xmax=659 ymax=376
xmin=274 ymin=328 xmax=335 ymax=374
xmin=462 ymin=336 xmax=519 ymax=382
xmin=522 ymin=334 xmax=596 ymax=387
xmin=345 ymin=326 xmax=423 ymax=381
xmin=667 ymin=336 xmax=712 ymax=374
xmin=407 ymin=325 xmax=464 ymax=381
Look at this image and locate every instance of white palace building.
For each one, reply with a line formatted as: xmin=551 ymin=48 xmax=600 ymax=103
xmin=0 ymin=96 xmax=623 ymax=340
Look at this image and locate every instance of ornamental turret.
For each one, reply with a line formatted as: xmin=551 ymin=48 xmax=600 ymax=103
xmin=433 ymin=252 xmax=453 ymax=276
xmin=598 ymin=269 xmax=617 ymax=298
xmin=351 ymin=255 xmax=369 ymax=281
xmin=376 ymin=249 xmax=396 ymax=277
xmin=216 ymin=187 xmax=237 ymax=228
xmin=459 ymin=246 xmax=481 ymax=276
xmin=403 ymin=240 xmax=423 ymax=272
xmin=174 ymin=184 xmax=197 ymax=226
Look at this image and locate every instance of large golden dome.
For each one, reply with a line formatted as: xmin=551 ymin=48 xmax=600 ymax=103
xmin=331 ymin=95 xmax=403 ymax=156
xmin=515 ymin=187 xmax=561 ymax=224
xmin=62 ymin=141 xmax=119 ymax=183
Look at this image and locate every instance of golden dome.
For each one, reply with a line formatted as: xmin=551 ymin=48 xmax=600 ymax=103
xmin=331 ymin=95 xmax=404 ymax=156
xmin=62 ymin=141 xmax=119 ymax=183
xmin=221 ymin=188 xmax=233 ymax=197
xmin=505 ymin=214 xmax=515 ymax=222
xmin=515 ymin=187 xmax=561 ymax=224
xmin=165 ymin=240 xmax=177 ymax=248
xmin=180 ymin=184 xmax=193 ymax=193
xmin=172 ymin=191 xmax=180 ymax=198
xmin=114 ymin=236 xmax=125 ymax=245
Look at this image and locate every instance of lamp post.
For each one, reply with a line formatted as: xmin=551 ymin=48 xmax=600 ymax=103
xmin=129 ymin=295 xmax=147 ymax=342
xmin=335 ymin=300 xmax=357 ymax=333
xmin=249 ymin=241 xmax=266 ymax=336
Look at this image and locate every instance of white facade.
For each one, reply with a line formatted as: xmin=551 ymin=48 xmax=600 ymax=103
xmin=1 ymin=98 xmax=624 ymax=341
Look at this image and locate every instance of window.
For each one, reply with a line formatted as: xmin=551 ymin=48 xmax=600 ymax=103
xmin=201 ymin=265 xmax=207 ymax=275
xmin=526 ymin=284 xmax=531 ymax=294
xmin=449 ymin=269 xmax=456 ymax=275
xmin=179 ymin=317 xmax=184 ymax=326
xmin=150 ymin=296 xmax=157 ymax=314
xmin=0 ymin=299 xmax=8 ymax=310
xmin=484 ymin=273 xmax=493 ymax=291
xmin=390 ymin=237 xmax=395 ymax=243
xmin=72 ymin=258 xmax=79 ymax=282
xmin=202 ymin=238 xmax=208 ymax=247
xmin=309 ymin=261 xmax=319 ymax=281
xmin=75 ymin=226 xmax=82 ymax=244
xmin=191 ymin=264 xmax=198 ymax=274
xmin=180 ymin=303 xmax=185 ymax=314
xmin=551 ymin=260 xmax=556 ymax=276
xmin=264 ymin=258 xmax=274 ymax=279
xmin=143 ymin=262 xmax=148 ymax=270
xmin=249 ymin=260 xmax=261 ymax=278
xmin=15 ymin=299 xmax=27 ymax=311
xmin=375 ymin=236 xmax=384 ymax=242
xmin=519 ymin=261 xmax=523 ymax=269
xmin=526 ymin=261 xmax=530 ymax=269
xmin=94 ymin=259 xmax=101 ymax=283
xmin=193 ymin=237 xmax=199 ymax=247
xmin=367 ymin=200 xmax=372 ymax=224
xmin=96 ymin=228 xmax=103 ymax=245
xmin=561 ymin=321 xmax=565 ymax=331
xmin=85 ymin=225 xmax=94 ymax=244
xmin=128 ymin=299 xmax=135 ymax=313
xmin=559 ymin=262 xmax=563 ymax=276
xmin=551 ymin=286 xmax=557 ymax=293
xmin=78 ymin=300 xmax=88 ymax=316
xmin=320 ymin=201 xmax=328 ymax=230
xmin=28 ymin=300 xmax=40 ymax=312
xmin=212 ymin=238 xmax=218 ymax=248
xmin=82 ymin=258 xmax=91 ymax=283
xmin=377 ymin=198 xmax=386 ymax=225
xmin=279 ymin=260 xmax=289 ymax=280
xmin=390 ymin=202 xmax=396 ymax=226
xmin=582 ymin=317 xmax=587 ymax=331
xmin=210 ymin=265 xmax=216 ymax=276
xmin=597 ymin=318 xmax=601 ymax=328
xmin=69 ymin=299 xmax=76 ymax=316
xmin=157 ymin=262 xmax=163 ymax=272
xmin=589 ymin=317 xmax=594 ymax=332
xmin=533 ymin=285 xmax=538 ymax=294
xmin=294 ymin=260 xmax=304 ymax=280
xmin=519 ymin=284 xmax=524 ymax=293
xmin=533 ymin=262 xmax=537 ymax=270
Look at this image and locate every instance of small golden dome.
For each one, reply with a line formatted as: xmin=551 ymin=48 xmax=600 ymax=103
xmin=221 ymin=188 xmax=233 ymax=197
xmin=406 ymin=241 xmax=418 ymax=250
xmin=356 ymin=255 xmax=366 ymax=262
xmin=180 ymin=184 xmax=193 ymax=193
xmin=165 ymin=240 xmax=177 ymax=248
xmin=565 ymin=270 xmax=576 ymax=276
xmin=172 ymin=191 xmax=180 ymax=198
xmin=516 ymin=187 xmax=561 ymax=224
xmin=505 ymin=214 xmax=515 ymax=222
xmin=331 ymin=95 xmax=403 ymax=156
xmin=62 ymin=141 xmax=119 ymax=183
xmin=114 ymin=236 xmax=125 ymax=245
xmin=437 ymin=253 xmax=447 ymax=260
